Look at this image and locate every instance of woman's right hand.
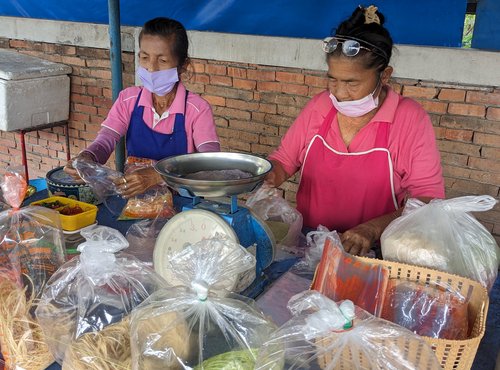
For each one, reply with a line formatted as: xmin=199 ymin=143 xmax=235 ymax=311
xmin=63 ymin=152 xmax=95 ymax=183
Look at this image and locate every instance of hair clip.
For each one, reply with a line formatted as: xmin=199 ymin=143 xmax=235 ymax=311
xmin=364 ymin=5 xmax=380 ymax=25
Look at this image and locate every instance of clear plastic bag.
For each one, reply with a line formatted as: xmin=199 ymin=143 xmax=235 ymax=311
xmin=0 ymin=167 xmax=65 ymax=370
xmin=381 ymin=196 xmax=500 ymax=291
xmin=125 ymin=217 xmax=169 ymax=265
xmin=381 ymin=280 xmax=469 ymax=340
xmin=130 ymin=237 xmax=276 ymax=369
xmin=73 ymin=157 xmax=126 ymax=216
xmin=0 ymin=167 xmax=66 ymax=296
xmin=35 ymin=226 xmax=167 ymax=366
xmin=311 ymin=234 xmax=389 ymax=317
xmin=246 ymin=185 xmax=304 ymax=258
xmin=255 ymin=291 xmax=441 ymax=370
xmin=119 ymin=158 xmax=175 ymax=220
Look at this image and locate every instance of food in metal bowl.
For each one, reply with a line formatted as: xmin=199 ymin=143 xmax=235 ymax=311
xmin=155 ymin=152 xmax=273 ymax=198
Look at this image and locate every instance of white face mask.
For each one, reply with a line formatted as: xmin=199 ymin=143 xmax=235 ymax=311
xmin=329 ymin=82 xmax=381 ymax=117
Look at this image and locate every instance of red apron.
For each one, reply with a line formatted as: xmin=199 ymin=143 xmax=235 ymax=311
xmin=296 ymin=107 xmax=398 ymax=232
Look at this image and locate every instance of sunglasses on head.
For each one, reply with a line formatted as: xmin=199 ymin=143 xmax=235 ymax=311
xmin=322 ymin=35 xmax=388 ymax=62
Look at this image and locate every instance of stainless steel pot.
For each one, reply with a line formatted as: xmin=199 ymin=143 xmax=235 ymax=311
xmin=154 ymin=152 xmax=273 ymax=197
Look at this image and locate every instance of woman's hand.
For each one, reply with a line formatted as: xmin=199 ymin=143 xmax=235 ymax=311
xmin=340 ymin=207 xmax=405 ymax=256
xmin=264 ymin=160 xmax=290 ymax=188
xmin=114 ymin=166 xmax=163 ymax=199
xmin=340 ymin=222 xmax=378 ymax=256
xmin=63 ymin=152 xmax=95 ymax=183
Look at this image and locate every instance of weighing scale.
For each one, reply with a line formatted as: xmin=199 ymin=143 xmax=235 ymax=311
xmin=153 ymin=152 xmax=277 ymax=292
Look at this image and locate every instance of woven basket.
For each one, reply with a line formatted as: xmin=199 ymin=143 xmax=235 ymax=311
xmin=315 ymin=258 xmax=489 ymax=370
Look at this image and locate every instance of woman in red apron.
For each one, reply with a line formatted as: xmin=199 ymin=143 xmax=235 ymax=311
xmin=267 ymin=5 xmax=444 ymax=256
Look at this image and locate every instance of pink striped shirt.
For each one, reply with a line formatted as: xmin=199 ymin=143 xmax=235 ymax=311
xmin=269 ymin=86 xmax=445 ymax=205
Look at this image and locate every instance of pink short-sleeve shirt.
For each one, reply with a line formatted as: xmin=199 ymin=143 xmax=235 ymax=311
xmin=101 ymin=82 xmax=219 ymax=153
xmin=269 ymin=87 xmax=445 ymax=205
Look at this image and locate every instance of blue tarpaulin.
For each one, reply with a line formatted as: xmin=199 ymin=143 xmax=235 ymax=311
xmin=1 ymin=0 xmax=469 ymax=47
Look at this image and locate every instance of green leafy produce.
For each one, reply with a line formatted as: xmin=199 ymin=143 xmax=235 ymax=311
xmin=194 ymin=349 xmax=257 ymax=370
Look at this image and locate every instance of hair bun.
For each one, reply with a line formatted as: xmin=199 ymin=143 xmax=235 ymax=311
xmin=364 ymin=5 xmax=381 ymax=25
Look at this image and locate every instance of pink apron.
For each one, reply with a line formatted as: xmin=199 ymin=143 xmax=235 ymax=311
xmin=296 ymin=107 xmax=398 ymax=232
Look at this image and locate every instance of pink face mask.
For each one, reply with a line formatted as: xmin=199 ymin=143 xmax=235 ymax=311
xmin=137 ymin=66 xmax=179 ymax=96
xmin=329 ymin=82 xmax=381 ymax=117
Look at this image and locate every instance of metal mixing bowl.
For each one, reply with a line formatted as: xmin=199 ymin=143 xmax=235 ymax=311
xmin=155 ymin=152 xmax=273 ymax=197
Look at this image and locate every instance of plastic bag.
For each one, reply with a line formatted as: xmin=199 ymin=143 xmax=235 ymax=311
xmin=0 ymin=274 xmax=54 ymax=370
xmin=381 ymin=196 xmax=500 ymax=291
xmin=35 ymin=226 xmax=167 ymax=366
xmin=125 ymin=217 xmax=169 ymax=265
xmin=73 ymin=157 xmax=126 ymax=216
xmin=311 ymin=234 xmax=389 ymax=317
xmin=0 ymin=167 xmax=65 ymax=370
xmin=255 ymin=291 xmax=441 ymax=370
xmin=119 ymin=157 xmax=175 ymax=220
xmin=0 ymin=167 xmax=66 ymax=296
xmin=246 ymin=185 xmax=304 ymax=258
xmin=381 ymin=280 xmax=469 ymax=340
xmin=130 ymin=236 xmax=276 ymax=369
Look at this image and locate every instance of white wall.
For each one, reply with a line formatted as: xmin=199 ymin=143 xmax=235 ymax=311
xmin=2 ymin=16 xmax=499 ymax=87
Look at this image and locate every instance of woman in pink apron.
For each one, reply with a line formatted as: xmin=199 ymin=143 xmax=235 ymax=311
xmin=267 ymin=5 xmax=444 ymax=256
xmin=65 ymin=18 xmax=220 ymax=198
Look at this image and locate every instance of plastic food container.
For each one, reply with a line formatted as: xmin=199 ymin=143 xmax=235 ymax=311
xmin=31 ymin=196 xmax=98 ymax=231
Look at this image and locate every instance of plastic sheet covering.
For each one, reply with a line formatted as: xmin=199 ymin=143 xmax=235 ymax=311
xmin=255 ymin=291 xmax=442 ymax=370
xmin=381 ymin=196 xmax=500 ymax=291
xmin=130 ymin=237 xmax=276 ymax=369
xmin=0 ymin=0 xmax=468 ymax=47
xmin=35 ymin=226 xmax=167 ymax=365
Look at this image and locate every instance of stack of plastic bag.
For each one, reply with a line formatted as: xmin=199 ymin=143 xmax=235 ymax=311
xmin=130 ymin=237 xmax=277 ymax=369
xmin=35 ymin=226 xmax=167 ymax=369
xmin=311 ymin=234 xmax=389 ymax=317
xmin=246 ymin=185 xmax=304 ymax=258
xmin=0 ymin=167 xmax=66 ymax=370
xmin=381 ymin=280 xmax=469 ymax=340
xmin=73 ymin=157 xmax=175 ymax=220
xmin=255 ymin=291 xmax=441 ymax=370
xmin=381 ymin=196 xmax=500 ymax=291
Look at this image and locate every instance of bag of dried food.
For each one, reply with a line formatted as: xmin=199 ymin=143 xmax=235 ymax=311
xmin=35 ymin=226 xmax=167 ymax=369
xmin=0 ymin=167 xmax=66 ymax=370
xmin=0 ymin=167 xmax=66 ymax=295
xmin=130 ymin=237 xmax=276 ymax=370
xmin=381 ymin=196 xmax=500 ymax=291
xmin=255 ymin=291 xmax=441 ymax=370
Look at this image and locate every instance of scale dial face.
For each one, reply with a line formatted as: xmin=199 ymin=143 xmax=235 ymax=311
xmin=153 ymin=209 xmax=239 ymax=287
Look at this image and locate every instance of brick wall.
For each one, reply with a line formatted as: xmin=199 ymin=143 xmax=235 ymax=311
xmin=1 ymin=38 xmax=499 ymax=244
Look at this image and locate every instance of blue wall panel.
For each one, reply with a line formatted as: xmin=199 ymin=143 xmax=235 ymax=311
xmin=472 ymin=0 xmax=500 ymax=51
xmin=1 ymin=0 xmax=468 ymax=47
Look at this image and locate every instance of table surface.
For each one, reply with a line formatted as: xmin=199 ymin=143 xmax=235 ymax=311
xmin=23 ymin=191 xmax=500 ymax=370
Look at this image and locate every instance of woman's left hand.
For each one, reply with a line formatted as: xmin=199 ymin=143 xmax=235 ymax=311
xmin=340 ymin=222 xmax=378 ymax=256
xmin=114 ymin=167 xmax=162 ymax=199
